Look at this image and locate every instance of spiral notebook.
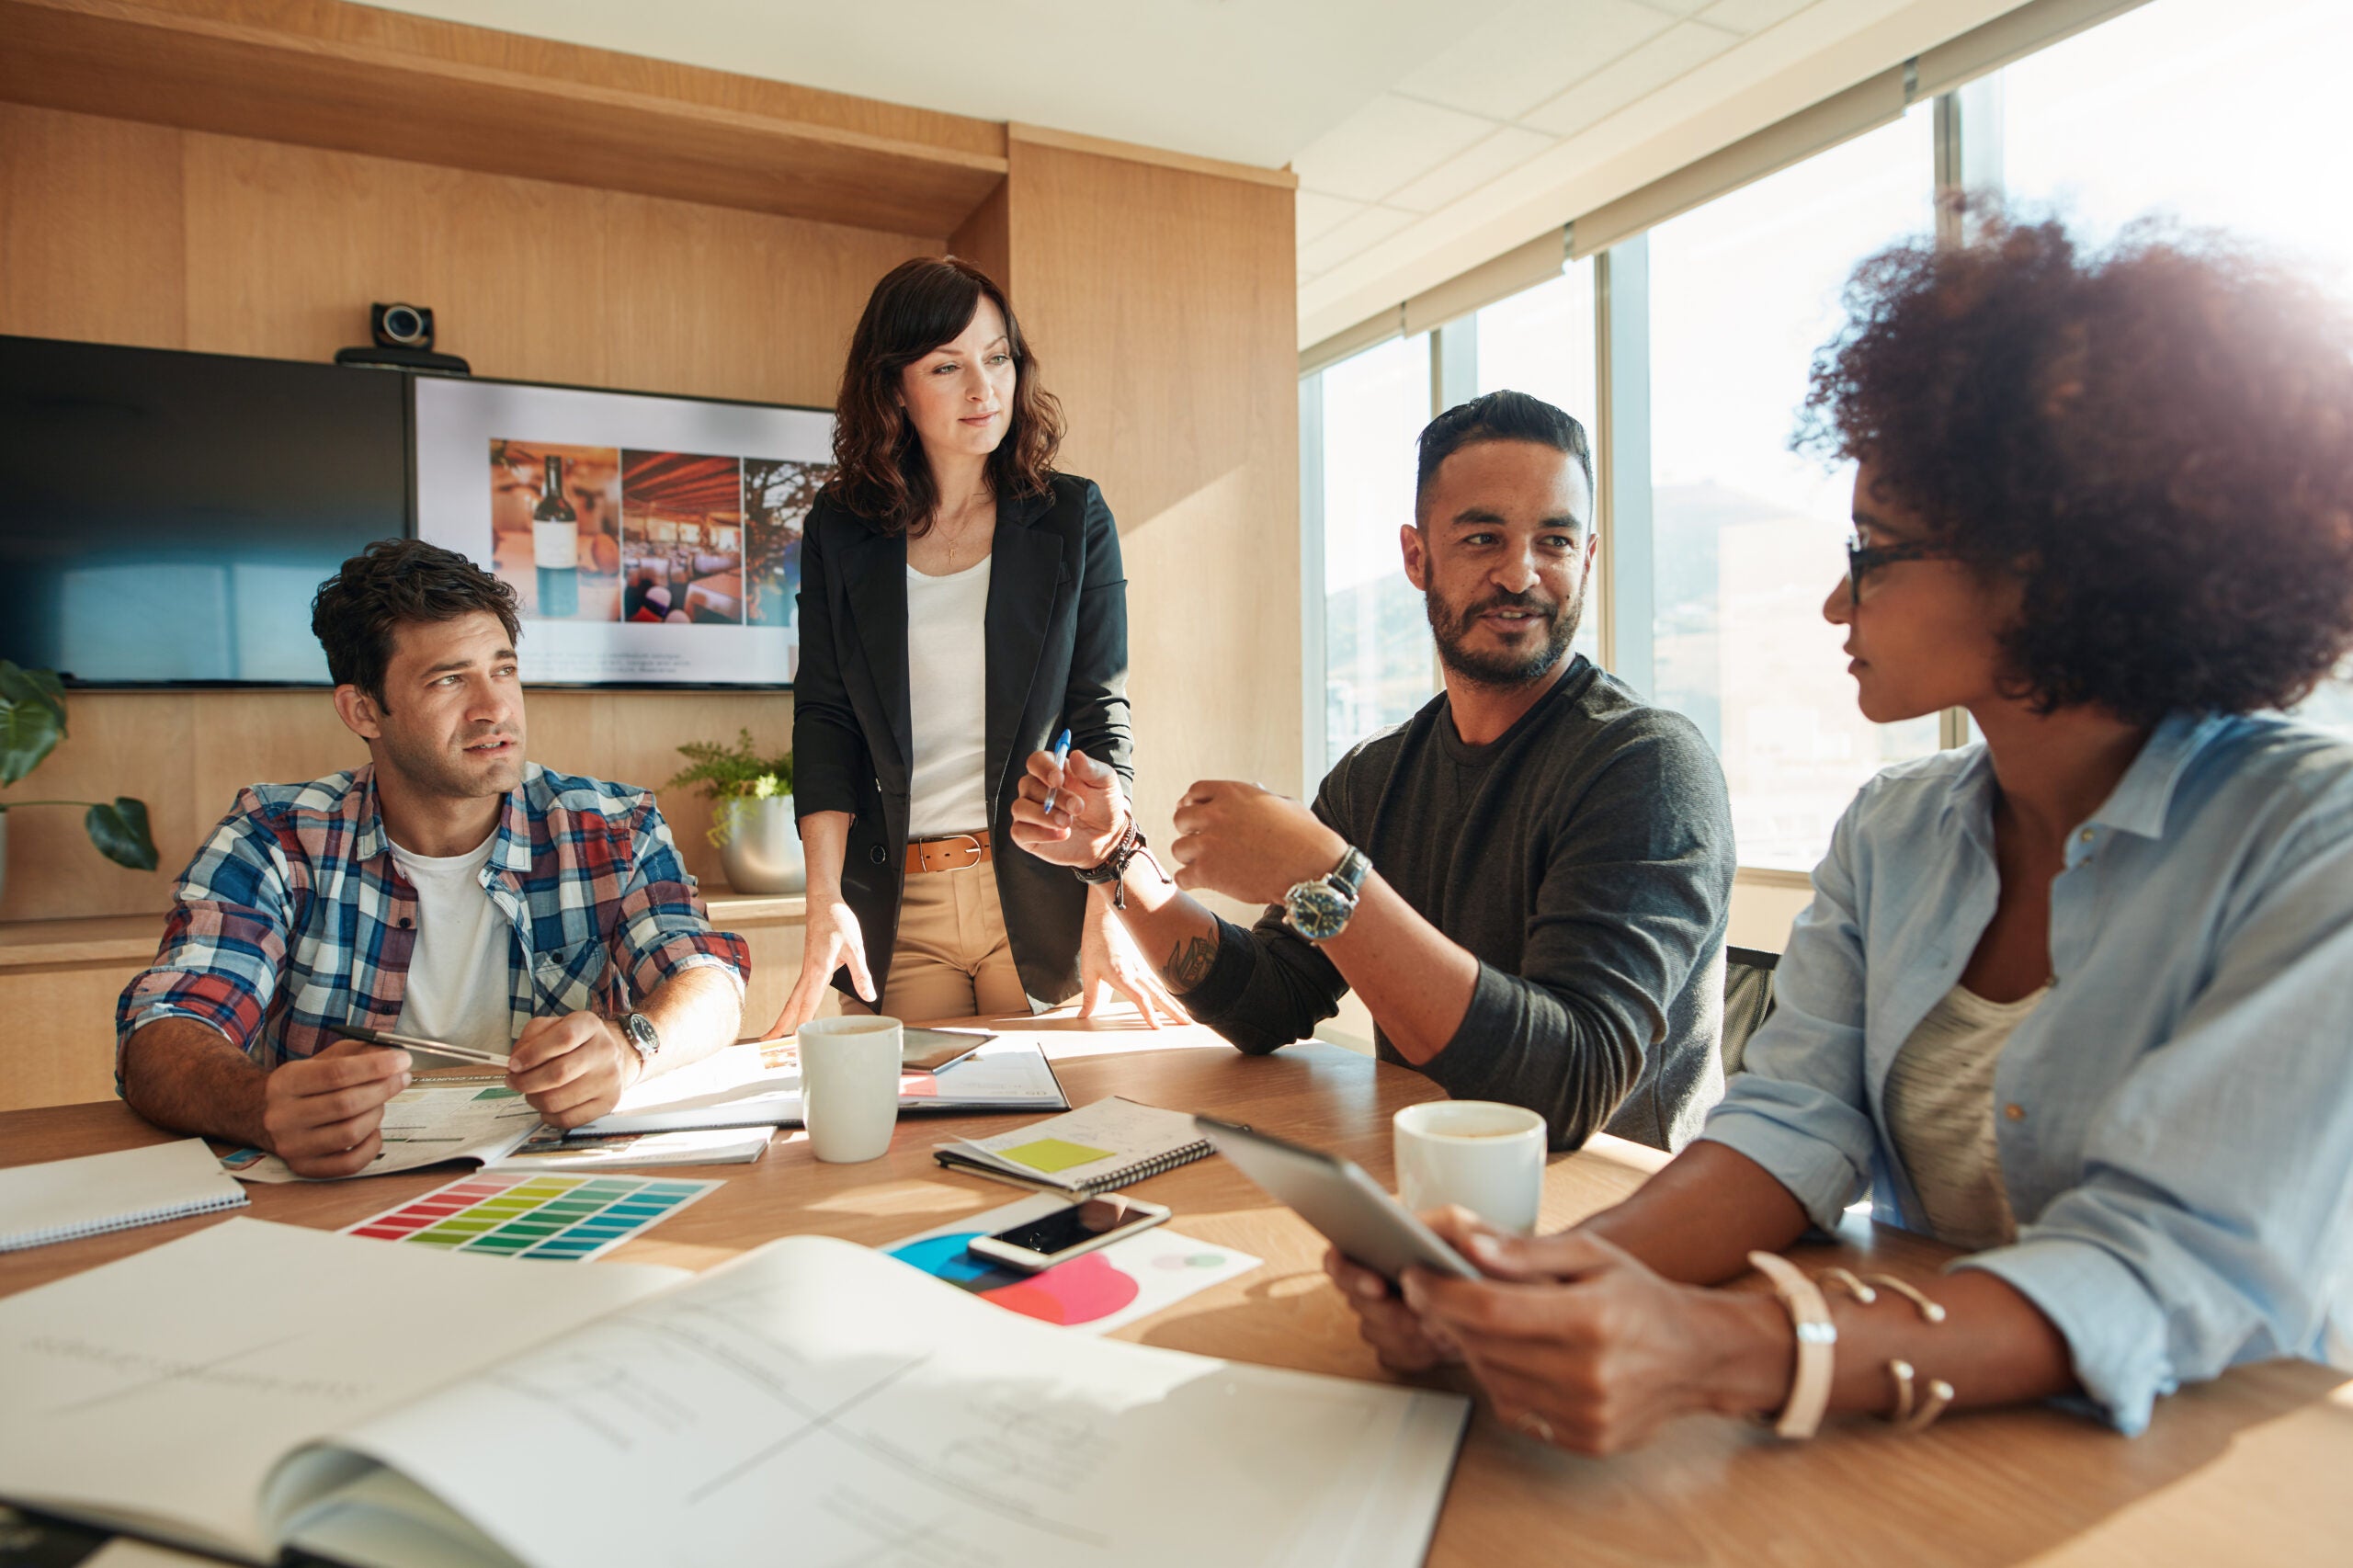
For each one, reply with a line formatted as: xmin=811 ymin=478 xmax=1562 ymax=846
xmin=0 ymin=1139 xmax=249 ymax=1253
xmin=933 ymin=1097 xmax=1223 ymax=1194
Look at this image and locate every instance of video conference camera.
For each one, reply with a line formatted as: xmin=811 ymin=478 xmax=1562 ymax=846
xmin=335 ymin=301 xmax=472 ymax=375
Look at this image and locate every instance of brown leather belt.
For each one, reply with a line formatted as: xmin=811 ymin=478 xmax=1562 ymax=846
xmin=905 ymin=830 xmax=992 ymax=874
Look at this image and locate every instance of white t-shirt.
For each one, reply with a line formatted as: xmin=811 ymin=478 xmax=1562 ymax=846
xmin=1882 ymin=981 xmax=2050 ymax=1253
xmin=389 ymin=831 xmax=515 ymax=1058
xmin=904 ymin=556 xmax=993 ymax=839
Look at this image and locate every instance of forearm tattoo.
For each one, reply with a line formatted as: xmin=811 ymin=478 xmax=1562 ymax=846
xmin=1165 ymin=933 xmax=1219 ymax=994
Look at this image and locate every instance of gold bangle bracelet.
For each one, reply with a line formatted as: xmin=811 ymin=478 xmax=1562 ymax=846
xmin=1882 ymin=1358 xmax=1957 ymax=1433
xmin=1818 ymin=1267 xmax=1877 ymax=1306
xmin=1861 ymin=1273 xmax=1949 ymax=1324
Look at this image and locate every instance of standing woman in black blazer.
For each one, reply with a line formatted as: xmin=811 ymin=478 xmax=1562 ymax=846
xmin=767 ymin=256 xmax=1185 ymax=1033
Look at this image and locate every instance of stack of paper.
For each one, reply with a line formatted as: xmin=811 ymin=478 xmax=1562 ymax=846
xmin=583 ymin=1036 xmax=1068 ymax=1135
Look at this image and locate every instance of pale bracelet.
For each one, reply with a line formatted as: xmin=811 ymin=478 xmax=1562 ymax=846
xmin=1747 ymin=1250 xmax=1836 ymax=1440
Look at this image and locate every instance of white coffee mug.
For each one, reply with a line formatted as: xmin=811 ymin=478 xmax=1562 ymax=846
xmin=1392 ymin=1099 xmax=1547 ymax=1236
xmin=797 ymin=1016 xmax=904 ymax=1164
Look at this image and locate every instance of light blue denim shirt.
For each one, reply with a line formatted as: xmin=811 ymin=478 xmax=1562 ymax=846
xmin=1704 ymin=710 xmax=2353 ymax=1435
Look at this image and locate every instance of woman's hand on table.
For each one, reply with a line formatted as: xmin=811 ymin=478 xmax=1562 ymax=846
xmin=1390 ymin=1218 xmax=1790 ymax=1457
xmin=1009 ymin=746 xmax=1131 ymax=869
xmin=765 ymin=892 xmax=873 ymax=1039
xmin=1328 ymin=1206 xmax=1790 ymax=1455
xmin=1077 ymin=892 xmax=1190 ymax=1028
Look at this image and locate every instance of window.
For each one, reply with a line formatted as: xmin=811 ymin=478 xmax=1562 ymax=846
xmin=1301 ymin=0 xmax=2353 ymax=861
xmin=1643 ymin=110 xmax=1941 ymax=869
xmin=1317 ymin=332 xmax=1437 ymax=772
xmin=1997 ymin=0 xmax=2353 ymax=733
xmin=1474 ymin=262 xmax=1602 ymax=666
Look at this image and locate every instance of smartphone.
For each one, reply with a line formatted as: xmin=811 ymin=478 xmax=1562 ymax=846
xmin=1193 ymin=1116 xmax=1480 ymax=1284
xmin=901 ymin=1028 xmax=995 ymax=1073
xmin=965 ymin=1194 xmax=1171 ymax=1273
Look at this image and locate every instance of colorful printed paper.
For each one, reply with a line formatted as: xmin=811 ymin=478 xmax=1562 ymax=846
xmin=343 ymin=1169 xmax=718 ymax=1261
xmin=885 ymin=1194 xmax=1261 ymax=1335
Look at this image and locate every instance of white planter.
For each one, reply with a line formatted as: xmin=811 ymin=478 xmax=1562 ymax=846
xmin=715 ymin=794 xmax=805 ymax=894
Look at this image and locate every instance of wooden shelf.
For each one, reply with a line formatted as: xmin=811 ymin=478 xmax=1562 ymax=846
xmin=0 ymin=0 xmax=1007 ymax=236
xmin=0 ymin=915 xmax=159 ymax=971
xmin=0 ymin=890 xmax=801 ymax=971
xmin=702 ymin=888 xmax=807 ymax=926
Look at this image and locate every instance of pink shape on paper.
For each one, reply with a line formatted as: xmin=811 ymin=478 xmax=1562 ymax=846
xmin=980 ymin=1250 xmax=1142 ymax=1325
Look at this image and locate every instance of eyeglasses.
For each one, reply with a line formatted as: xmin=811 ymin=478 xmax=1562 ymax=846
xmin=1846 ymin=534 xmax=1955 ymax=604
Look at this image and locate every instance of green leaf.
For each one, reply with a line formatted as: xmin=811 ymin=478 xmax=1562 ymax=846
xmin=0 ymin=661 xmax=66 ymax=788
xmin=85 ymin=796 xmax=159 ymax=871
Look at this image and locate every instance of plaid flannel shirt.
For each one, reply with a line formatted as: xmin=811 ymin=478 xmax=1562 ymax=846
xmin=117 ymin=763 xmax=749 ymax=1078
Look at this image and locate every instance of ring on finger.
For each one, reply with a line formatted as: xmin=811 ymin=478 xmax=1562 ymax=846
xmin=1516 ymin=1410 xmax=1557 ymax=1444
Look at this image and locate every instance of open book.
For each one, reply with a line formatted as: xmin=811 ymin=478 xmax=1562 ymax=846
xmin=1 ymin=1220 xmax=1469 ymax=1568
xmin=221 ymin=1082 xmax=543 ymax=1183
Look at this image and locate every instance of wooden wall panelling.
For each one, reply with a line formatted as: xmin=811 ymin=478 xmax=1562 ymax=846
xmin=0 ymin=960 xmax=146 ymax=1110
xmin=0 ymin=103 xmax=187 ymax=347
xmin=176 ymin=126 xmax=938 ymax=405
xmin=995 ymin=143 xmax=1302 ymax=871
xmin=948 ymin=177 xmax=1011 ymax=292
xmin=14 ymin=0 xmax=1007 ymax=158
xmin=0 ymin=0 xmax=1007 ymax=235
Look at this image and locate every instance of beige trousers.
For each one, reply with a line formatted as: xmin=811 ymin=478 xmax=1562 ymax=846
xmin=850 ymin=861 xmax=1029 ymax=1023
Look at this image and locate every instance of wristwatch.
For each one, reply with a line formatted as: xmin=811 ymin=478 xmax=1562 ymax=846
xmin=1282 ymin=847 xmax=1371 ymax=943
xmin=619 ymin=1011 xmax=661 ymax=1069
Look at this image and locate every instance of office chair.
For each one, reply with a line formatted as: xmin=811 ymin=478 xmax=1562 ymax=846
xmin=1721 ymin=946 xmax=1781 ymax=1077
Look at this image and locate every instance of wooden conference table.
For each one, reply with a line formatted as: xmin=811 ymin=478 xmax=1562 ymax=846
xmin=5 ymin=1014 xmax=2351 ymax=1567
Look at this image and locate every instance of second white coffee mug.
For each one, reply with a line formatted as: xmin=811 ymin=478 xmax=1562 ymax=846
xmin=1392 ymin=1099 xmax=1546 ymax=1235
xmin=797 ymin=1016 xmax=904 ymax=1163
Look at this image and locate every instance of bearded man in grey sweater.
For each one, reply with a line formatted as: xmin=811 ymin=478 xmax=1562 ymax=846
xmin=1010 ymin=391 xmax=1735 ymax=1151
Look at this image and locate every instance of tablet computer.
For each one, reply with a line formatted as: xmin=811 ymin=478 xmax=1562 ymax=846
xmin=1194 ymin=1116 xmax=1480 ymax=1283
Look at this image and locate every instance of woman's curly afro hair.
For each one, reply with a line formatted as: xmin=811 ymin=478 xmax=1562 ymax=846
xmin=1798 ymin=212 xmax=2353 ymax=723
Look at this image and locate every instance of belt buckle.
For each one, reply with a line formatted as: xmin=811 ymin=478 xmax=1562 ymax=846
xmin=925 ymin=834 xmax=983 ymax=873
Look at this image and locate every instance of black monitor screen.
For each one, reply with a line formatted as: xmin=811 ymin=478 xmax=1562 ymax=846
xmin=0 ymin=335 xmax=409 ymax=686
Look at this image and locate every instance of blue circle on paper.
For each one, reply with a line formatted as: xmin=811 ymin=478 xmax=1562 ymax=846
xmin=888 ymin=1233 xmax=1022 ymax=1289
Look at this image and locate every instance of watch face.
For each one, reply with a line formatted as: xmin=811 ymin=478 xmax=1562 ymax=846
xmin=1285 ymin=882 xmax=1353 ymax=942
xmin=623 ymin=1012 xmax=659 ymax=1058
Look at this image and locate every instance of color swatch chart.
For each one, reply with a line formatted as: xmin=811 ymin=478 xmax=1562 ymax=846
xmin=344 ymin=1170 xmax=719 ymax=1260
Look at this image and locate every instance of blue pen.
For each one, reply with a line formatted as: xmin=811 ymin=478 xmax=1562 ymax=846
xmin=1040 ymin=728 xmax=1074 ymax=816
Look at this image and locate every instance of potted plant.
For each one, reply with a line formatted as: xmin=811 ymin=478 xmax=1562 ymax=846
xmin=666 ymin=729 xmax=801 ymax=894
xmin=0 ymin=661 xmax=160 ymax=906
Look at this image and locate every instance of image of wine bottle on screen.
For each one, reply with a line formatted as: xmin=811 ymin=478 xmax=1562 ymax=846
xmin=621 ymin=449 xmax=749 ymax=625
xmin=486 ymin=439 xmax=621 ymax=621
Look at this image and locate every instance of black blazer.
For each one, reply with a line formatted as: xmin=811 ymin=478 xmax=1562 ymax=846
xmin=792 ymin=472 xmax=1132 ymax=1007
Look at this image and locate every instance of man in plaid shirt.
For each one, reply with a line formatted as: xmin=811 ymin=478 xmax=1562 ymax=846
xmin=119 ymin=540 xmax=751 ymax=1176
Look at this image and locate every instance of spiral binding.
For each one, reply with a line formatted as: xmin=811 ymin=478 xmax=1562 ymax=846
xmin=0 ymin=1187 xmax=249 ymax=1253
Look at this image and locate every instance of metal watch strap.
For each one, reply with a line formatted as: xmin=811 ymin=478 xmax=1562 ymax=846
xmin=621 ymin=1011 xmax=660 ymax=1066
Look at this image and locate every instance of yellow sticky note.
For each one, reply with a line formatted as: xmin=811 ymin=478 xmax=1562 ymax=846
xmin=1000 ymin=1138 xmax=1114 ymax=1175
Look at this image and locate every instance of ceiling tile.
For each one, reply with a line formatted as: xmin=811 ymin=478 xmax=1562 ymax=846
xmin=1519 ymin=20 xmax=1740 ymax=138
xmin=1392 ymin=0 xmax=1676 ymax=121
xmin=1298 ymin=203 xmax=1422 ymax=278
xmin=1625 ymin=0 xmax=1715 ymax=15
xmin=1385 ymin=126 xmax=1556 ymax=212
xmin=1695 ymin=0 xmax=1821 ymax=33
xmin=1298 ymin=190 xmax=1369 ymax=247
xmin=1290 ymin=94 xmax=1504 ymax=204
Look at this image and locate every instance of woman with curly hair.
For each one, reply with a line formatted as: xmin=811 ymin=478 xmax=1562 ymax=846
xmin=769 ymin=257 xmax=1183 ymax=1033
xmin=1330 ymin=217 xmax=2353 ymax=1449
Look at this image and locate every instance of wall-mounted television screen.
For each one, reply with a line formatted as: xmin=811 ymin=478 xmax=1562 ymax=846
xmin=0 ymin=335 xmax=411 ymax=686
xmin=413 ymin=376 xmax=833 ymax=687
